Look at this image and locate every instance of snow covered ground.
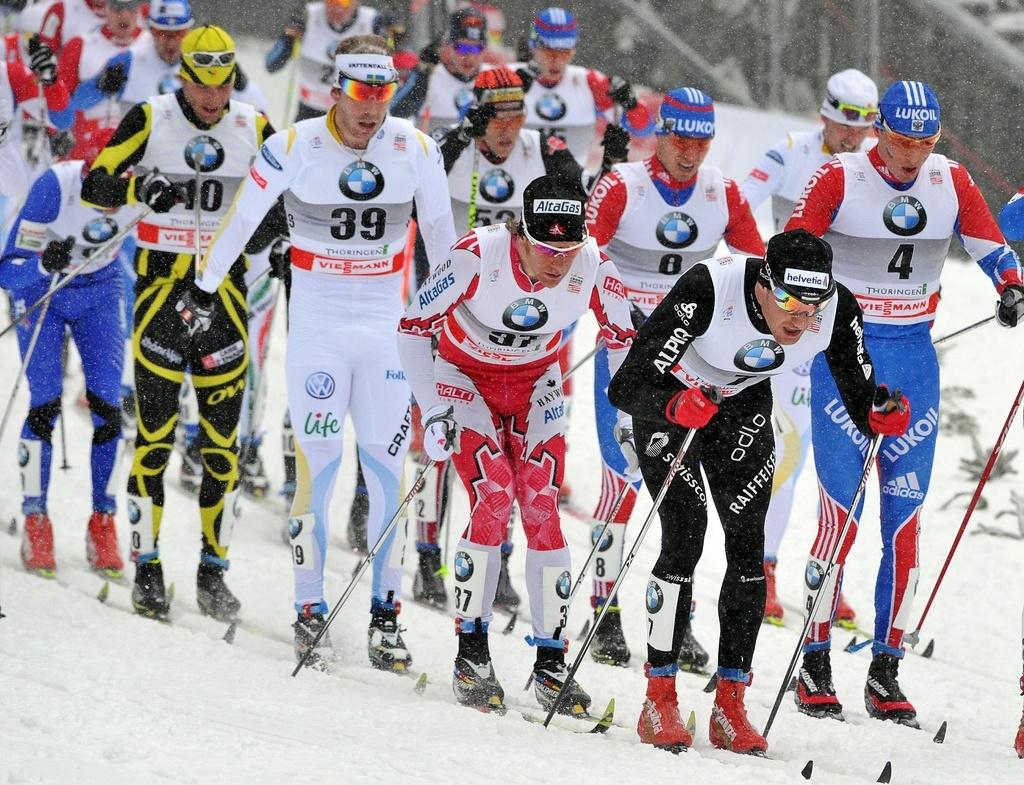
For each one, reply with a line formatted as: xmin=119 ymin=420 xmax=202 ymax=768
xmin=3 ymin=39 xmax=1024 ymax=785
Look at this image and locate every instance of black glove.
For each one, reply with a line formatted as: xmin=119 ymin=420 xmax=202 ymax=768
xmin=629 ymin=302 xmax=647 ymax=331
xmin=457 ymin=102 xmax=496 ymax=142
xmin=97 ymin=62 xmax=128 ymax=95
xmin=49 ymin=129 xmax=74 ymax=158
xmin=514 ymin=64 xmax=538 ymax=94
xmin=268 ymin=236 xmax=291 ymax=279
xmin=234 ymin=62 xmax=249 ymax=91
xmin=41 ymin=236 xmax=74 ymax=274
xmin=996 ymin=284 xmax=1024 ymax=328
xmin=601 ymin=123 xmax=629 ymax=165
xmin=135 ymin=169 xmax=181 ymax=213
xmin=175 ymin=284 xmax=216 ymax=336
xmin=27 ymin=35 xmax=57 ymax=86
xmin=607 ymin=75 xmax=637 ymax=110
xmin=418 ymin=39 xmax=441 ymax=67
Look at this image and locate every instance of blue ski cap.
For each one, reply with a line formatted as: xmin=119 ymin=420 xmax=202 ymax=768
xmin=149 ymin=0 xmax=194 ymax=30
xmin=530 ymin=8 xmax=578 ymax=50
xmin=656 ymin=87 xmax=715 ymax=138
xmin=876 ymin=80 xmax=940 ymax=138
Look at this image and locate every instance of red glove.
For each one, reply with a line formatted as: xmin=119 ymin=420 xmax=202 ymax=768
xmin=665 ymin=386 xmax=719 ymax=429
xmin=868 ymin=385 xmax=911 ymax=436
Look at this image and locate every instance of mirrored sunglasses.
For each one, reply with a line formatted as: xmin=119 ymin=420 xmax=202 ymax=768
xmin=522 ymin=221 xmax=588 ymax=257
xmin=771 ymin=285 xmax=829 ymax=317
xmin=453 ymin=41 xmax=485 ymax=55
xmin=882 ymin=126 xmax=941 ymax=151
xmin=828 ymin=98 xmax=879 ymax=123
xmin=187 ymin=50 xmax=235 ymax=67
xmin=339 ymin=77 xmax=398 ymax=103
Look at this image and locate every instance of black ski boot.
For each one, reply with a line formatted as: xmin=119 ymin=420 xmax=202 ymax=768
xmin=533 ymin=643 xmax=592 ymax=717
xmin=493 ymin=549 xmax=521 ymax=612
xmin=590 ymin=604 xmax=631 ymax=667
xmin=453 ymin=619 xmax=505 ymax=712
xmin=677 ymin=623 xmax=710 ymax=674
xmin=196 ymin=561 xmax=241 ymax=622
xmin=412 ymin=547 xmax=448 ymax=609
xmin=795 ymin=648 xmax=845 ymax=720
xmin=347 ymin=464 xmax=369 ymax=554
xmin=865 ymin=653 xmax=919 ymax=727
xmin=238 ymin=439 xmax=269 ymax=499
xmin=367 ymin=603 xmax=413 ymax=673
xmin=132 ymin=559 xmax=171 ymax=621
xmin=294 ymin=603 xmax=334 ymax=671
xmin=179 ymin=438 xmax=202 ymax=495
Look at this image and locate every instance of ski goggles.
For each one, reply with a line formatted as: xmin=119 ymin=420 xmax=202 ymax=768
xmin=663 ymin=134 xmax=713 ymax=156
xmin=523 ymin=221 xmax=589 ymax=257
xmin=185 ymin=50 xmax=235 ymax=68
xmin=338 ymin=77 xmax=399 ymax=103
xmin=881 ymin=126 xmax=941 ymax=152
xmin=770 ymin=284 xmax=830 ymax=317
xmin=826 ymin=97 xmax=879 ymax=124
xmin=453 ymin=41 xmax=485 ymax=55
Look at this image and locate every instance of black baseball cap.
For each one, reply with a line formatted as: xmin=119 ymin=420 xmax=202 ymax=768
xmin=760 ymin=229 xmax=836 ymax=304
xmin=522 ymin=175 xmax=588 ymax=244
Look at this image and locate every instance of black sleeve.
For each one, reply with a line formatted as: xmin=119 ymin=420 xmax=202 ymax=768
xmin=435 ymin=124 xmax=471 ymax=173
xmin=390 ymin=67 xmax=430 ymax=119
xmin=608 ymin=265 xmax=715 ymax=422
xmin=81 ymin=102 xmax=151 ymax=208
xmin=823 ymin=284 xmax=876 ymax=435
xmin=246 ymin=197 xmax=289 ymax=254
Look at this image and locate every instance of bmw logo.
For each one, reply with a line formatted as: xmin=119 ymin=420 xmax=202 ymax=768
xmin=480 ymin=168 xmax=514 ymax=203
xmin=591 ymin=524 xmax=613 ymax=552
xmin=184 ymin=135 xmax=225 ymax=173
xmin=127 ymin=498 xmax=141 ymax=524
xmin=733 ymin=338 xmax=785 ymax=372
xmin=288 ymin=518 xmax=303 ymax=539
xmin=339 ymin=161 xmax=385 ymax=201
xmin=646 ymin=580 xmax=664 ymax=613
xmin=656 ymin=211 xmax=699 ymax=250
xmin=883 ymin=196 xmax=927 ymax=237
xmin=805 ymin=560 xmax=824 ymax=590
xmin=535 ymin=92 xmax=567 ymax=121
xmin=556 ymin=570 xmax=571 ymax=599
xmin=304 ymin=371 xmax=335 ymax=400
xmin=82 ymin=216 xmax=118 ymax=245
xmin=502 ymin=297 xmax=549 ymax=331
xmin=454 ymin=551 xmax=474 ymax=581
xmin=158 ymin=73 xmax=180 ymax=94
xmin=454 ymin=86 xmax=476 ymax=114
xmin=17 ymin=441 xmax=28 ymax=467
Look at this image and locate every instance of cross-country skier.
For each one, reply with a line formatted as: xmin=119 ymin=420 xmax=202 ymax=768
xmin=396 ymin=173 xmax=635 ymax=716
xmin=788 ymin=80 xmax=1023 ymax=727
xmin=81 ymin=24 xmax=279 ymax=623
xmin=584 ymin=87 xmax=764 ymax=668
xmin=740 ymin=68 xmax=879 ymax=626
xmin=609 ymin=228 xmax=907 ymax=754
xmin=2 ymin=156 xmax=138 ymax=580
xmin=199 ymin=35 xmax=456 ymax=672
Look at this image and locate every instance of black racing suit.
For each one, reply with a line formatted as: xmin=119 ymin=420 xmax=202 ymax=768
xmin=608 ymin=258 xmax=876 ymax=676
xmin=81 ymin=90 xmax=281 ymax=565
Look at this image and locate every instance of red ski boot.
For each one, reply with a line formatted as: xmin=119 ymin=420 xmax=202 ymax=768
xmin=86 ymin=512 xmax=124 ymax=578
xmin=21 ymin=513 xmax=56 ymax=577
xmin=709 ymin=675 xmax=768 ymax=755
xmin=637 ymin=664 xmax=692 ymax=753
xmin=833 ymin=592 xmax=857 ymax=629
xmin=763 ymin=560 xmax=783 ymax=625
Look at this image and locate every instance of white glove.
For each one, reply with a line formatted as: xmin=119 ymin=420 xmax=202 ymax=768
xmin=421 ymin=404 xmax=457 ymax=462
xmin=613 ymin=416 xmax=642 ymax=482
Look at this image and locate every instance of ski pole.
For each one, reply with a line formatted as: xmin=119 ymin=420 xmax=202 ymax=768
xmin=932 ymin=315 xmax=994 ymax=347
xmin=543 ymin=388 xmax=722 ymax=727
xmin=280 ymin=37 xmax=300 ymax=128
xmin=467 ymin=145 xmax=480 ymax=231
xmin=563 ymin=344 xmax=600 ymax=382
xmin=763 ymin=429 xmax=886 ymax=740
xmin=0 ymin=274 xmax=58 ymax=445
xmin=0 ymin=208 xmax=152 ymax=341
xmin=905 ymin=376 xmax=1024 ymax=647
xmin=292 ymin=463 xmax=432 ymax=676
xmin=191 ymin=152 xmax=203 ymax=264
xmin=58 ymin=330 xmax=69 ymax=470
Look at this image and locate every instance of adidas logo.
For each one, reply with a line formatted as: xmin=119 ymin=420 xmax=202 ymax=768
xmin=882 ymin=472 xmax=924 ymax=500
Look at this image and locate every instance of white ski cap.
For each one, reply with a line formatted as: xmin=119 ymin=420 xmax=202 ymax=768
xmin=820 ymin=68 xmax=879 ymax=127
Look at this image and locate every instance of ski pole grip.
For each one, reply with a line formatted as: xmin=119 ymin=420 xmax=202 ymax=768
xmin=699 ymin=384 xmax=724 ymax=406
